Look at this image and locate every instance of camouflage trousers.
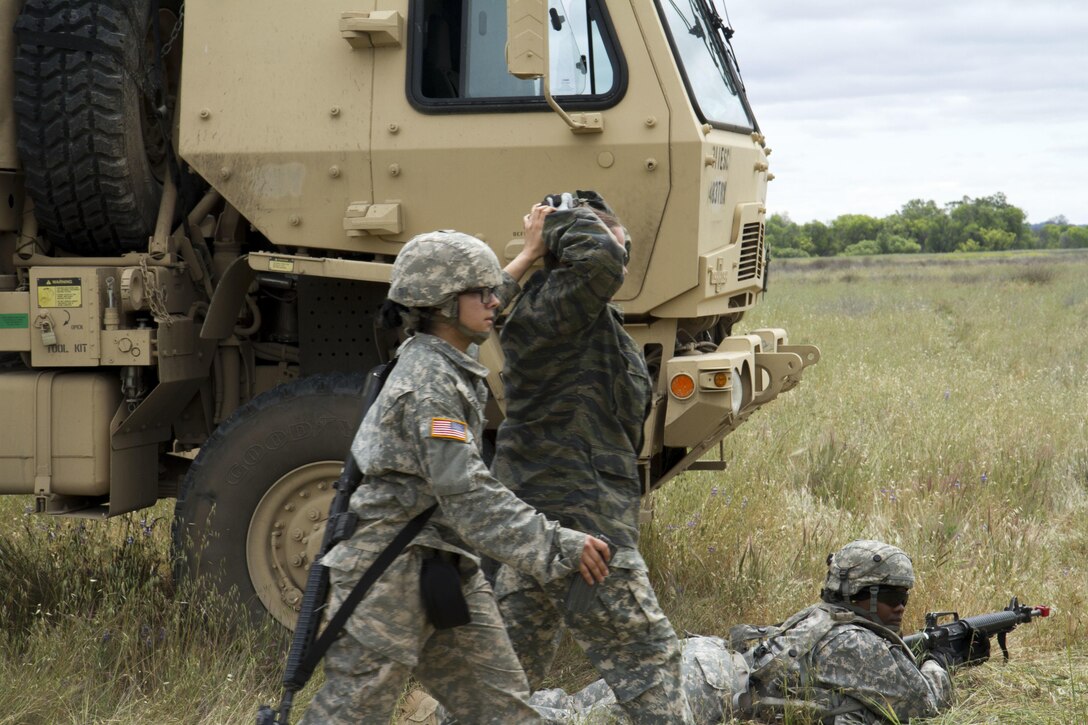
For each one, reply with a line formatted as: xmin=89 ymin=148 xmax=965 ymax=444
xmin=494 ymin=562 xmax=694 ymax=725
xmin=298 ymin=568 xmax=552 ymax=725
xmin=530 ymin=636 xmax=750 ymax=724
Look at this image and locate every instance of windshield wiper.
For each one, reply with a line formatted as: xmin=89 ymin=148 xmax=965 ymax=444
xmin=690 ymin=0 xmax=740 ymax=96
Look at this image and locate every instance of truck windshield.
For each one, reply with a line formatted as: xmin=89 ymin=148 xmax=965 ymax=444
xmin=657 ymin=0 xmax=755 ymax=130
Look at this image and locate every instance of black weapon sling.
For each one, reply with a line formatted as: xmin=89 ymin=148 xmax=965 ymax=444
xmin=296 ymin=502 xmax=437 ymax=677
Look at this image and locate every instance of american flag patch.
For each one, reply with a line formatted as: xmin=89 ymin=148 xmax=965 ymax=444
xmin=430 ymin=417 xmax=468 ymax=441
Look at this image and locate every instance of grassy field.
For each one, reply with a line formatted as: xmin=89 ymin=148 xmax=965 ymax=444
xmin=2 ymin=249 xmax=1087 ymax=724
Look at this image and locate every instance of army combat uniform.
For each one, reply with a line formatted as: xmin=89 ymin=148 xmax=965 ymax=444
xmin=300 ymin=333 xmax=589 ymax=725
xmin=528 ymin=606 xmax=951 ymax=724
xmin=491 ymin=206 xmax=692 ymax=724
xmin=761 ymin=604 xmax=952 ymax=724
xmin=528 ymin=636 xmax=748 ymax=724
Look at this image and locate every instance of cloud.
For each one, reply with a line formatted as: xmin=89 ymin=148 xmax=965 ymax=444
xmin=723 ymin=0 xmax=1088 ymax=222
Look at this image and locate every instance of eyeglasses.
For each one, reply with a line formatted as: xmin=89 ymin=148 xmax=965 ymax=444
xmin=623 ymin=240 xmax=631 ymax=265
xmin=464 ymin=287 xmax=497 ymax=304
xmin=875 ymin=587 xmax=910 ymax=608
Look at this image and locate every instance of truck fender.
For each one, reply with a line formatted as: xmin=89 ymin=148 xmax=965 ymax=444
xmin=200 ymin=254 xmax=255 ymax=340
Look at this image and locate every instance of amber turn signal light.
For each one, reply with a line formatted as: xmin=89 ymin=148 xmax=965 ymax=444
xmin=670 ymin=373 xmax=695 ymax=400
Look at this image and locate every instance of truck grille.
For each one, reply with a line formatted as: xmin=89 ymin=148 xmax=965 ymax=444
xmin=737 ymin=221 xmax=765 ymax=281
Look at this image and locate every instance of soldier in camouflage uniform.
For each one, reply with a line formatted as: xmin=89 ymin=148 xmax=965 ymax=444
xmin=299 ymin=231 xmax=612 ymax=725
xmin=518 ymin=540 xmax=953 ymax=724
xmin=749 ymin=538 xmax=954 ymax=724
xmin=489 ymin=193 xmax=693 ymax=724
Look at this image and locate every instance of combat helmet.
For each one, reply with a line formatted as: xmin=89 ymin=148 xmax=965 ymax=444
xmin=387 ymin=231 xmax=502 ymax=341
xmin=822 ymin=539 xmax=914 ymax=606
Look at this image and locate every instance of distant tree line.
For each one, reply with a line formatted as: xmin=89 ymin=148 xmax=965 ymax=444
xmin=767 ymin=193 xmax=1088 ymax=257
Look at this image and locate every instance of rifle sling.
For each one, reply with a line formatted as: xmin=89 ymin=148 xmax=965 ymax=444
xmin=298 ymin=503 xmax=438 ymax=678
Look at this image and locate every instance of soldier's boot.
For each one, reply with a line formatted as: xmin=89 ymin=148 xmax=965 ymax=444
xmin=395 ymin=686 xmax=440 ymax=725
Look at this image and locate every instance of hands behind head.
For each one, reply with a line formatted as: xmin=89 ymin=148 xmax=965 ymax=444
xmin=521 ymin=203 xmax=555 ymax=261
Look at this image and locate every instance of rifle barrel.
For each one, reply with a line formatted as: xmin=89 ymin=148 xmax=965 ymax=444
xmin=904 ymin=602 xmax=1049 ymax=653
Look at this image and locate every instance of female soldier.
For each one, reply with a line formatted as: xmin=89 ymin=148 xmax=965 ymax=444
xmin=299 ymin=231 xmax=612 ymax=725
xmin=491 ymin=194 xmax=693 ymax=724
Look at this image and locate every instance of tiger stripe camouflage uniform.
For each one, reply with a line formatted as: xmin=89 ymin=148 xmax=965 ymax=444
xmin=299 ymin=332 xmax=590 ymax=725
xmin=491 ymin=205 xmax=693 ymax=724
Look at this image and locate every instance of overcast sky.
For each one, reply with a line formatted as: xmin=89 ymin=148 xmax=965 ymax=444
xmin=724 ymin=0 xmax=1088 ymax=225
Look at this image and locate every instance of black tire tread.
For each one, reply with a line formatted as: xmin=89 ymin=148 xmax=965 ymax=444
xmin=171 ymin=373 xmax=367 ymax=621
xmin=14 ymin=0 xmax=160 ymax=255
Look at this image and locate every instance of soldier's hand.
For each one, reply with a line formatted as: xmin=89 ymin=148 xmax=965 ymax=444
xmin=522 ymin=203 xmax=554 ymax=261
xmin=924 ymin=648 xmax=958 ymax=671
xmin=578 ymin=535 xmax=611 ymax=585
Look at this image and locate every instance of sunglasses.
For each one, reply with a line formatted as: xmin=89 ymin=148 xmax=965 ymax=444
xmin=875 ymin=587 xmax=910 ymax=608
xmin=623 ymin=240 xmax=631 ymax=265
xmin=464 ymin=287 xmax=497 ymax=304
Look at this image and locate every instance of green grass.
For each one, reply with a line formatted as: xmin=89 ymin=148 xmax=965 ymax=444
xmin=3 ymin=249 xmax=1087 ymax=723
xmin=0 ymin=500 xmax=297 ymax=725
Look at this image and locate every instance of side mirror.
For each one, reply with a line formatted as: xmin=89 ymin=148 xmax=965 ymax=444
xmin=506 ymin=0 xmax=548 ymax=79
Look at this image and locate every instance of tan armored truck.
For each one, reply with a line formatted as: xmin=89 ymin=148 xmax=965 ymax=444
xmin=0 ymin=0 xmax=818 ymax=627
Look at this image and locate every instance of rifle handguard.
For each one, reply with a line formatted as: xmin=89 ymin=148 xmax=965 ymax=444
xmin=330 ymin=510 xmax=360 ymax=541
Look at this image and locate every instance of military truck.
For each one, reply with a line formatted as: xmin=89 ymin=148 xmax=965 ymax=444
xmin=0 ymin=0 xmax=818 ymax=627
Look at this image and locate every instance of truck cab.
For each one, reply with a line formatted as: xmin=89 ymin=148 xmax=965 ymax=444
xmin=0 ymin=0 xmax=817 ymax=627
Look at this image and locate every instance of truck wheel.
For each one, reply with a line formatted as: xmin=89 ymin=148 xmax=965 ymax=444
xmin=172 ymin=373 xmax=366 ymax=629
xmin=13 ymin=0 xmax=182 ymax=255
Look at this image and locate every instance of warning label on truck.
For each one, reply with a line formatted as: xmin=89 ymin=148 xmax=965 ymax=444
xmin=36 ymin=278 xmax=83 ymax=308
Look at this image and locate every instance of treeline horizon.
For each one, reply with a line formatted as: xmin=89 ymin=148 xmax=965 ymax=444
xmin=766 ymin=192 xmax=1088 ymax=257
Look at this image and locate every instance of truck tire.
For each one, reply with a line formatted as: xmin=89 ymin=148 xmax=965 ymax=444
xmin=172 ymin=374 xmax=367 ymax=629
xmin=13 ymin=0 xmax=181 ymax=255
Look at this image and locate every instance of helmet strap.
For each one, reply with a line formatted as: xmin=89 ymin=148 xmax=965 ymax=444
xmin=456 ymin=321 xmax=490 ymax=345
xmin=869 ymin=585 xmax=879 ymax=615
xmin=433 ymin=299 xmax=490 ymax=346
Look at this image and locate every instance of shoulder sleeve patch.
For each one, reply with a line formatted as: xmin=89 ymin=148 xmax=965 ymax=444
xmin=430 ymin=417 xmax=468 ymax=442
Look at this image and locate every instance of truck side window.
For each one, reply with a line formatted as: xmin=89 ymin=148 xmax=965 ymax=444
xmin=410 ymin=0 xmax=625 ymax=110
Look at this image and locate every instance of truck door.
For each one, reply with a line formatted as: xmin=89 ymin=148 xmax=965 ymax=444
xmin=369 ymin=0 xmax=670 ymax=302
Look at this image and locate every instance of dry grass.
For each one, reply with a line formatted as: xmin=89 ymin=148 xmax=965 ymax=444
xmin=2 ymin=249 xmax=1087 ymax=723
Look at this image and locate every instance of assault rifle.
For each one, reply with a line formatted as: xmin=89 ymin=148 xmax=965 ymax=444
xmin=258 ymin=361 xmax=396 ymax=725
xmin=903 ymin=597 xmax=1050 ymax=668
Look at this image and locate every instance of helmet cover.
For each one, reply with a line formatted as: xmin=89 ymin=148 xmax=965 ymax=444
xmin=389 ymin=231 xmax=502 ymax=310
xmin=824 ymin=539 xmax=915 ymax=600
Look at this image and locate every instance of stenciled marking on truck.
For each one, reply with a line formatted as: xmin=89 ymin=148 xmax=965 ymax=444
xmin=706 ymin=146 xmax=730 ymax=206
xmin=708 ymin=180 xmax=727 ymax=205
xmin=711 ymin=146 xmax=730 ymax=171
xmin=0 ymin=313 xmax=29 ymax=329
xmin=36 ymin=278 xmax=83 ymax=308
xmin=226 ymin=415 xmax=355 ymax=485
